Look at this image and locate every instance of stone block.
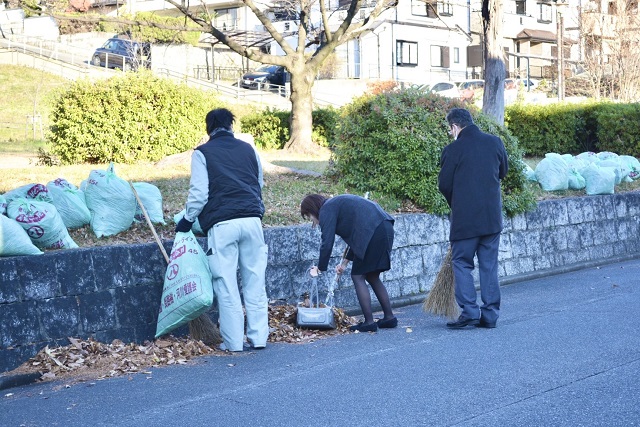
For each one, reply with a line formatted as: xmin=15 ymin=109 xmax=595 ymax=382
xmin=91 ymin=246 xmax=133 ymax=291
xmin=0 ymin=258 xmax=20 ymax=304
xmin=525 ymin=202 xmax=555 ymax=229
xmin=17 ymin=254 xmax=60 ymax=300
xmin=265 ymin=226 xmax=300 ymax=265
xmin=56 ymin=248 xmax=97 ymax=295
xmin=422 ymin=244 xmax=444 ymax=277
xmin=128 ymin=244 xmax=166 ymax=285
xmin=39 ymin=296 xmax=80 ymax=340
xmin=552 ymin=200 xmax=570 ymax=226
xmin=510 ymin=213 xmax=527 ymax=231
xmin=78 ymin=290 xmax=117 ymax=333
xmin=565 ymin=197 xmax=586 ymax=224
xmin=399 ymin=247 xmax=423 ymax=277
xmin=405 ymin=214 xmax=445 ymax=246
xmin=265 ymin=264 xmax=293 ymax=301
xmin=392 ymin=215 xmax=408 ymax=248
xmin=114 ymin=284 xmax=160 ymax=327
xmin=0 ymin=344 xmax=40 ymax=373
xmin=0 ymin=300 xmax=42 ymax=347
xmin=400 ymin=276 xmax=420 ymax=296
xmin=577 ymin=223 xmax=595 ymax=247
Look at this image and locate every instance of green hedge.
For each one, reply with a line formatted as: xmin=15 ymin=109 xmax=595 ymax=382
xmin=239 ymin=107 xmax=340 ymax=150
xmin=590 ymin=103 xmax=640 ymax=157
xmin=505 ymin=102 xmax=587 ymax=156
xmin=505 ymin=101 xmax=640 ymax=157
xmin=47 ymin=71 xmax=218 ymax=164
xmin=333 ymin=89 xmax=536 ymax=217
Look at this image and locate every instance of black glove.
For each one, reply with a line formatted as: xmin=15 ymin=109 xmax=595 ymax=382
xmin=175 ymin=217 xmax=194 ymax=233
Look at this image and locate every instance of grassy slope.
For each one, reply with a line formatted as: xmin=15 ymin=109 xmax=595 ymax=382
xmin=0 ymin=65 xmax=67 ymax=144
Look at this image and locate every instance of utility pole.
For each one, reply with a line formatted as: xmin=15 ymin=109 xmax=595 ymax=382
xmin=556 ymin=1 xmax=566 ymax=101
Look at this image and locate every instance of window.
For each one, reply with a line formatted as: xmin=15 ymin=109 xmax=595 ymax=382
xmin=453 ymin=47 xmax=459 ymax=64
xmin=215 ymin=8 xmax=239 ymax=30
xmin=515 ymin=0 xmax=526 ymax=15
xmin=438 ymin=2 xmax=453 ymax=16
xmin=430 ymin=45 xmax=450 ymax=67
xmin=397 ymin=40 xmax=418 ymax=66
xmin=411 ymin=0 xmax=438 ymax=17
xmin=538 ymin=2 xmax=552 ymax=23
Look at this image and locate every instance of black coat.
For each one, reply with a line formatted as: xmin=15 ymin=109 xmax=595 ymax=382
xmin=438 ymin=124 xmax=509 ymax=241
xmin=317 ymin=195 xmax=394 ymax=271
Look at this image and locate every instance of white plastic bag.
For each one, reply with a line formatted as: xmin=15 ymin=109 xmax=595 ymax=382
xmin=582 ymin=163 xmax=616 ymax=195
xmin=7 ymin=198 xmax=78 ymax=250
xmin=46 ymin=178 xmax=91 ymax=230
xmin=3 ymin=183 xmax=54 ymax=204
xmin=0 ymin=194 xmax=6 ymax=215
xmin=133 ymin=182 xmax=165 ymax=225
xmin=155 ymin=230 xmax=214 ymax=337
xmin=534 ymin=153 xmax=569 ymax=191
xmin=0 ymin=214 xmax=43 ymax=256
xmin=84 ymin=163 xmax=136 ymax=238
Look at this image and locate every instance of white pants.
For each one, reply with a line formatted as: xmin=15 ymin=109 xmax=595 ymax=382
xmin=207 ymin=217 xmax=269 ymax=351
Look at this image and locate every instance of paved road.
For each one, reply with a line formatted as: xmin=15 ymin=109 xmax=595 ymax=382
xmin=2 ymin=258 xmax=639 ymax=427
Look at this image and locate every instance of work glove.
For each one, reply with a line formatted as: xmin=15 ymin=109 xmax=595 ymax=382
xmin=175 ymin=217 xmax=194 ymax=233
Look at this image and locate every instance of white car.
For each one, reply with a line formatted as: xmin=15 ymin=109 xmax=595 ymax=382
xmin=422 ymin=81 xmax=461 ymax=99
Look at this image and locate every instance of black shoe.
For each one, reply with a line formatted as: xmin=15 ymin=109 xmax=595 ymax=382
xmin=376 ymin=317 xmax=398 ymax=329
xmin=446 ymin=317 xmax=480 ymax=329
xmin=476 ymin=319 xmax=496 ymax=329
xmin=350 ymin=322 xmax=378 ymax=332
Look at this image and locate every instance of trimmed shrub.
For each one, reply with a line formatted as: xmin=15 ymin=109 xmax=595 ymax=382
xmin=47 ymin=71 xmax=218 ymax=164
xmin=240 ymin=107 xmax=340 ymax=150
xmin=590 ymin=103 xmax=640 ymax=157
xmin=505 ymin=102 xmax=587 ymax=156
xmin=333 ymin=89 xmax=536 ymax=217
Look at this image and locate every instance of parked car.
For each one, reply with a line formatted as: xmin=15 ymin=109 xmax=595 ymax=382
xmin=456 ymin=79 xmax=484 ymax=100
xmin=240 ymin=65 xmax=288 ymax=90
xmin=516 ymin=78 xmax=539 ymax=89
xmin=422 ymin=81 xmax=461 ymax=99
xmin=91 ymin=37 xmax=151 ymax=71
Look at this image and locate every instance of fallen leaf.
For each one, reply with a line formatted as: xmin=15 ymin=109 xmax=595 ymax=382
xmin=406 ymin=327 xmax=413 ymax=333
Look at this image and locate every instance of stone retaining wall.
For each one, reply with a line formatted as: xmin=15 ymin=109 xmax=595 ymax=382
xmin=1 ymin=193 xmax=639 ymax=372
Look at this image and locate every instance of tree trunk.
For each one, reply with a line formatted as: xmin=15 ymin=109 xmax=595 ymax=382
xmin=482 ymin=0 xmax=505 ymax=125
xmin=284 ymin=70 xmax=317 ymax=153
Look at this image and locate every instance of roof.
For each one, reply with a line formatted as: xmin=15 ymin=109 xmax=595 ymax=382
xmin=513 ymin=29 xmax=557 ymax=43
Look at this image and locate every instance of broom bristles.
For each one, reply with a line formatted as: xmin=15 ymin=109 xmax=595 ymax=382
xmin=423 ymin=246 xmax=459 ymax=320
xmin=189 ymin=313 xmax=222 ymax=346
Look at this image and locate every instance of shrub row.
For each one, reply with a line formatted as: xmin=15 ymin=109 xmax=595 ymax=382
xmin=47 ymin=71 xmax=219 ymax=164
xmin=505 ymin=101 xmax=640 ymax=157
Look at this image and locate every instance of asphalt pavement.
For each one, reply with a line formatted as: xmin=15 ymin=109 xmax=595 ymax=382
xmin=2 ymin=258 xmax=640 ymax=427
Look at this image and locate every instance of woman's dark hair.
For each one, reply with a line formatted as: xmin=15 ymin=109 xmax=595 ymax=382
xmin=300 ymin=194 xmax=327 ymax=219
xmin=205 ymin=108 xmax=235 ymax=134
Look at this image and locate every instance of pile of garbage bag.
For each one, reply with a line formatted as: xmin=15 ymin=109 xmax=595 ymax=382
xmin=1 ymin=163 xmax=165 ymax=257
xmin=524 ymin=151 xmax=640 ymax=195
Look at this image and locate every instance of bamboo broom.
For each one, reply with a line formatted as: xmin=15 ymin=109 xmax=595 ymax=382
xmin=129 ymin=182 xmax=222 ymax=346
xmin=422 ymin=245 xmax=459 ymax=320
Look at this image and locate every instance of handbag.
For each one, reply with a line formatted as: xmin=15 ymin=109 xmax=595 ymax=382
xmin=296 ymin=273 xmax=336 ymax=330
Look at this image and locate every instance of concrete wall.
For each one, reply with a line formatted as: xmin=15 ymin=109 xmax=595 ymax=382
xmin=2 ymin=192 xmax=639 ymax=372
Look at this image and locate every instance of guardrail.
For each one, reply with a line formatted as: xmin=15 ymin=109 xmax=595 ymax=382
xmin=1 ymin=33 xmax=93 ymax=69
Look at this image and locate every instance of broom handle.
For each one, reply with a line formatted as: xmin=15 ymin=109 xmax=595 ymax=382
xmin=129 ymin=181 xmax=170 ymax=264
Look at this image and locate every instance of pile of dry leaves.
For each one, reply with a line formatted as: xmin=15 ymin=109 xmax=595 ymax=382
xmin=6 ymin=305 xmax=357 ymax=384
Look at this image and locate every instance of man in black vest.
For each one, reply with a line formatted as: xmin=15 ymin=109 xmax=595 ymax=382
xmin=176 ymin=108 xmax=268 ymax=351
xmin=438 ymin=108 xmax=509 ymax=329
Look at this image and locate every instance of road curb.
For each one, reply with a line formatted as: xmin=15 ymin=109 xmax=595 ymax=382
xmin=0 ymin=373 xmax=42 ymax=391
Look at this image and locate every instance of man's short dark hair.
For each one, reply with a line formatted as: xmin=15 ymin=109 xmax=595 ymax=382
xmin=446 ymin=108 xmax=474 ymax=129
xmin=205 ymin=108 xmax=235 ymax=134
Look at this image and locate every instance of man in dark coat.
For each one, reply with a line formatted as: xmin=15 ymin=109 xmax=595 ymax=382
xmin=438 ymin=108 xmax=509 ymax=329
